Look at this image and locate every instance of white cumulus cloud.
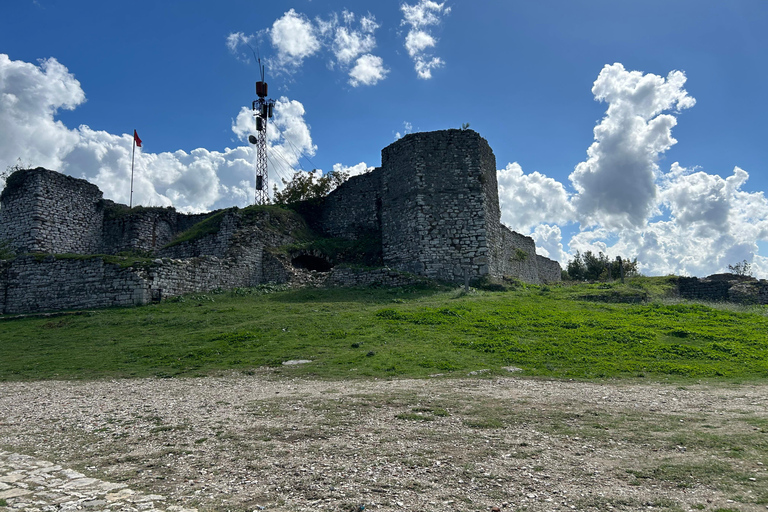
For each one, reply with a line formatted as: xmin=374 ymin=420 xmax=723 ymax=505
xmin=269 ymin=9 xmax=321 ymax=71
xmin=332 ymin=161 xmax=372 ymax=177
xmin=569 ymin=63 xmax=696 ymax=230
xmin=333 ymin=23 xmax=377 ymax=65
xmin=225 ymin=32 xmax=254 ymax=62
xmin=349 ymin=54 xmax=388 ymax=87
xmin=494 ymin=63 xmax=768 ymax=279
xmin=400 ymin=0 xmax=450 ymax=79
xmin=497 ymin=162 xmax=574 ymax=232
xmin=0 ymin=54 xmax=316 ymax=213
xmin=235 ymin=9 xmax=386 ymax=87
xmin=0 ymin=54 xmax=83 ymax=180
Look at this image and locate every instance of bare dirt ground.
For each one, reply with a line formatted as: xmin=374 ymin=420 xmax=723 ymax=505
xmin=1 ymin=371 xmax=767 ymax=512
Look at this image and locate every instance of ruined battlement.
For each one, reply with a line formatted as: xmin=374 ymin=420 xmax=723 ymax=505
xmin=317 ymin=129 xmax=560 ymax=284
xmin=0 ymin=168 xmax=104 ymax=254
xmin=0 ymin=129 xmax=561 ymax=314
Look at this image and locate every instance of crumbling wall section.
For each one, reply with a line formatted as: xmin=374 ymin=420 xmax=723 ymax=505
xmin=677 ymin=274 xmax=768 ymax=304
xmin=100 ymin=202 xmax=218 ymax=255
xmin=536 ymin=255 xmax=563 ymax=283
xmin=101 ymin=206 xmax=178 ymax=254
xmin=158 ymin=213 xmax=240 ymax=259
xmin=493 ymin=227 xmax=541 ymax=283
xmin=262 ymin=252 xmax=292 ymax=284
xmin=0 ymin=168 xmax=103 ymax=254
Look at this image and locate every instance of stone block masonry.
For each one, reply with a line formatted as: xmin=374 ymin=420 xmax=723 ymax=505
xmin=100 ymin=203 xmax=213 ymax=255
xmin=0 ymin=169 xmax=219 ymax=257
xmin=0 ymin=254 xmax=264 ymax=314
xmin=379 ymin=130 xmax=495 ymax=282
xmin=320 ymin=130 xmax=561 ymax=285
xmin=320 ymin=169 xmax=382 ymax=240
xmin=1 ymin=256 xmax=149 ymax=314
xmin=0 ymin=168 xmax=104 ymax=255
xmin=0 ymin=129 xmax=562 ymax=314
xmin=677 ymin=274 xmax=768 ymax=304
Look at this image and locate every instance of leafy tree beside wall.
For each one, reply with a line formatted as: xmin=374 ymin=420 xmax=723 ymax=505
xmin=565 ymin=250 xmax=639 ymax=281
xmin=273 ymin=169 xmax=349 ymax=205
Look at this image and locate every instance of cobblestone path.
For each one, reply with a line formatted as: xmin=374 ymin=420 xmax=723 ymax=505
xmin=0 ymin=451 xmax=197 ymax=512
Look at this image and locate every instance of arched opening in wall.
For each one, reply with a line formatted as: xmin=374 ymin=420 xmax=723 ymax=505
xmin=292 ymin=254 xmax=333 ymax=272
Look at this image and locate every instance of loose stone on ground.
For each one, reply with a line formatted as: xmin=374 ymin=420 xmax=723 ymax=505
xmin=1 ymin=375 xmax=767 ymax=511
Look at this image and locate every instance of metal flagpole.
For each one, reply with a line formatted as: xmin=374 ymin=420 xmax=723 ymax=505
xmin=130 ymin=136 xmax=136 ymax=209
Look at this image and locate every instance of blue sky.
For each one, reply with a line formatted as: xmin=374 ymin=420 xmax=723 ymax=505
xmin=2 ymin=0 xmax=768 ymax=277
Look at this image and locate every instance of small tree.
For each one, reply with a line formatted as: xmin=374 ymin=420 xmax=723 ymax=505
xmin=273 ymin=169 xmax=349 ymax=205
xmin=582 ymin=250 xmax=606 ymax=280
xmin=565 ymin=251 xmax=639 ymax=281
xmin=728 ymin=259 xmax=752 ymax=277
xmin=566 ymin=251 xmax=587 ymax=281
xmin=1 ymin=157 xmax=30 ymax=184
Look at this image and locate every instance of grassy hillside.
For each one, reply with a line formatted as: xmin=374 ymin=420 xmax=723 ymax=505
xmin=1 ymin=277 xmax=767 ymax=382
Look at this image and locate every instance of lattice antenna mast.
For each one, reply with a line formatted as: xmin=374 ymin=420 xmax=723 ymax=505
xmin=248 ymin=56 xmax=276 ymax=205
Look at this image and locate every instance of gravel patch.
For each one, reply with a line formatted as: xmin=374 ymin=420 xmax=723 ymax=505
xmin=1 ymin=373 xmax=767 ymax=511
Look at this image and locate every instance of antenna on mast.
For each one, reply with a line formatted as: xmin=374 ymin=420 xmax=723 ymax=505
xmin=247 ymin=44 xmax=275 ymax=205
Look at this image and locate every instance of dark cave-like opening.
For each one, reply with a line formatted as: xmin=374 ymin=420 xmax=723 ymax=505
xmin=291 ymin=254 xmax=333 ymax=272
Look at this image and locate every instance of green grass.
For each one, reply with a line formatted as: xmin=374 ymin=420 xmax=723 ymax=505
xmin=1 ymin=279 xmax=767 ymax=381
xmin=164 ymin=204 xmax=313 ymax=249
xmin=162 ymin=209 xmax=229 ymax=248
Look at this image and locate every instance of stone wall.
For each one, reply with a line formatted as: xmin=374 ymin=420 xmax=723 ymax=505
xmin=148 ymin=254 xmax=262 ymax=300
xmin=262 ymin=252 xmax=292 ymax=285
xmin=0 ymin=256 xmax=149 ymax=314
xmin=101 ymin=205 xmax=181 ymax=255
xmin=492 ymin=228 xmax=540 ymax=284
xmin=320 ymin=170 xmax=381 ymax=240
xmin=325 ymin=266 xmax=430 ymax=288
xmin=158 ymin=213 xmax=240 ymax=259
xmin=0 ymin=260 xmax=9 ymax=313
xmin=537 ymin=255 xmax=563 ymax=283
xmin=0 ymin=129 xmax=564 ymax=314
xmin=0 ymin=253 xmax=270 ymax=315
xmin=379 ymin=130 xmax=494 ymax=282
xmin=677 ymin=274 xmax=768 ymax=304
xmin=0 ymin=169 xmax=104 ymax=255
xmin=0 ymin=169 xmax=222 ymax=257
xmin=321 ymin=129 xmax=561 ymax=285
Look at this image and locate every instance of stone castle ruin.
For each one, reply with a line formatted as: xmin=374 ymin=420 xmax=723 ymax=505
xmin=0 ymin=129 xmax=561 ymax=314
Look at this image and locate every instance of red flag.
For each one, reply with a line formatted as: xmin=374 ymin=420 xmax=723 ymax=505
xmin=133 ymin=130 xmax=142 ymax=148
